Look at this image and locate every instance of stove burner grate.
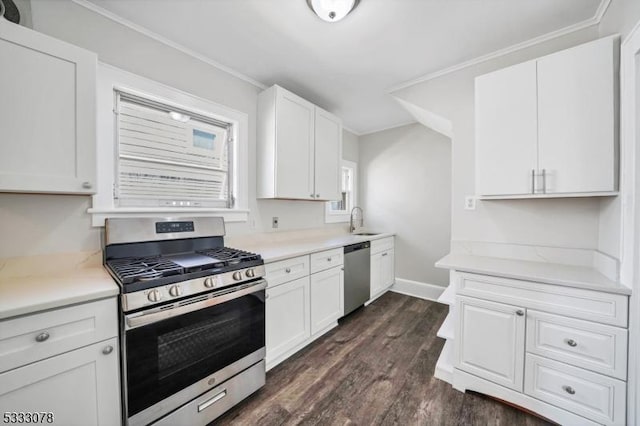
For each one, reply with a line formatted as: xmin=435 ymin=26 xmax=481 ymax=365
xmin=197 ymin=247 xmax=262 ymax=265
xmin=107 ymin=256 xmax=184 ymax=285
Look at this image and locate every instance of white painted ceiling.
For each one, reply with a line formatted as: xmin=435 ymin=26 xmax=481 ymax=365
xmin=84 ymin=0 xmax=602 ymax=135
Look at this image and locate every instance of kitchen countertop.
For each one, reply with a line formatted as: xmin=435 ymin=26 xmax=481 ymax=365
xmin=436 ymin=253 xmax=630 ymax=295
xmin=0 ymin=251 xmax=119 ymax=320
xmin=227 ymin=228 xmax=395 ymax=263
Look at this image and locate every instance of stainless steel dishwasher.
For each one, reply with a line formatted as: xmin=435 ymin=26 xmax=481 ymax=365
xmin=343 ymin=241 xmax=371 ymax=316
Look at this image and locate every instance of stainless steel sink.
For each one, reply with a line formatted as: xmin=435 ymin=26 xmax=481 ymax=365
xmin=353 ymin=232 xmax=379 ymax=236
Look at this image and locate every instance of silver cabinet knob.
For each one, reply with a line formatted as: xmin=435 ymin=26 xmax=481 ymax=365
xmin=515 ymin=310 xmax=525 ymax=316
xmin=566 ymin=339 xmax=578 ymax=347
xmin=82 ymin=181 xmax=92 ymax=189
xmin=102 ymin=345 xmax=114 ymax=355
xmin=35 ymin=332 xmax=50 ymax=342
xmin=563 ymin=385 xmax=576 ymax=395
xmin=327 ymin=257 xmax=332 ymax=262
xmin=310 ymin=194 xmax=315 ymax=198
xmin=285 ymin=268 xmax=291 ymax=273
xmin=168 ymin=285 xmax=182 ymax=297
xmin=316 ymin=194 xmax=320 ymax=198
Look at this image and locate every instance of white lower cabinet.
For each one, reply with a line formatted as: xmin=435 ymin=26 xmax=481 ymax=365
xmin=0 ymin=298 xmax=120 ymax=426
xmin=310 ymin=266 xmax=344 ymax=335
xmin=266 ymin=276 xmax=311 ymax=366
xmin=0 ymin=338 xmax=120 ymax=426
xmin=455 ymin=296 xmax=525 ymax=392
xmin=265 ymin=247 xmax=346 ymax=370
xmin=449 ymin=272 xmax=629 ymax=426
xmin=370 ymin=237 xmax=395 ymax=299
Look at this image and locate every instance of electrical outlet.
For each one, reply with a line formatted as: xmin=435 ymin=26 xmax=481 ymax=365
xmin=272 ymin=217 xmax=279 ymax=228
xmin=464 ymin=196 xmax=476 ymax=210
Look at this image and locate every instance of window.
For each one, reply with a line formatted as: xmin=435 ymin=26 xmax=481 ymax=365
xmin=88 ymin=64 xmax=249 ymax=227
xmin=115 ymin=91 xmax=234 ymax=208
xmin=325 ymin=160 xmax=357 ymax=223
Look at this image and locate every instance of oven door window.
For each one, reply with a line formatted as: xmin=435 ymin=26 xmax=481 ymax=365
xmin=125 ymin=290 xmax=265 ymax=417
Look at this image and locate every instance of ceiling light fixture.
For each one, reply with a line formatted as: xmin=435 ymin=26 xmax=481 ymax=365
xmin=306 ymin=0 xmax=360 ymax=23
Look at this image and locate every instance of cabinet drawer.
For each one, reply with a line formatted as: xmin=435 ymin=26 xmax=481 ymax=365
xmin=526 ymin=310 xmax=627 ymax=380
xmin=525 ymin=354 xmax=625 ymax=425
xmin=265 ymin=255 xmax=310 ymax=288
xmin=0 ymin=298 xmax=118 ymax=373
xmin=457 ymin=272 xmax=628 ymax=327
xmin=371 ymin=237 xmax=394 ymax=254
xmin=310 ymin=248 xmax=343 ymax=274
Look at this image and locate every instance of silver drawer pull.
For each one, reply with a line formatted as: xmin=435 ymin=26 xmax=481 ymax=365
xmin=381 ymin=253 xmax=388 ymax=257
xmin=563 ymin=385 xmax=576 ymax=395
xmin=285 ymin=267 xmax=291 ymax=273
xmin=198 ymin=390 xmax=227 ymax=412
xmin=327 ymin=257 xmax=332 ymax=261
xmin=515 ymin=310 xmax=524 ymax=316
xmin=102 ymin=345 xmax=114 ymax=355
xmin=566 ymin=339 xmax=578 ymax=347
xmin=35 ymin=332 xmax=50 ymax=343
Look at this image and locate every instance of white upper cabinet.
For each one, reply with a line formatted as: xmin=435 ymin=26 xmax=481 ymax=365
xmin=475 ymin=36 xmax=618 ymax=198
xmin=537 ymin=37 xmax=616 ymax=194
xmin=0 ymin=20 xmax=97 ymax=194
xmin=257 ymin=85 xmax=342 ymax=201
xmin=476 ymin=61 xmax=538 ymax=196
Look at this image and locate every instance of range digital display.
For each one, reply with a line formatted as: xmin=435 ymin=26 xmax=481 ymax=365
xmin=155 ymin=221 xmax=195 ymax=234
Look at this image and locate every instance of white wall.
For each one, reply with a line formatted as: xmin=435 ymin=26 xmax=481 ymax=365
xmin=359 ymin=123 xmax=451 ymax=286
xmin=0 ymin=0 xmax=359 ymax=258
xmin=392 ymin=27 xmax=608 ymax=253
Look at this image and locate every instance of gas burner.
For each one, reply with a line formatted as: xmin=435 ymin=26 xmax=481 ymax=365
xmin=197 ymin=247 xmax=262 ymax=265
xmin=107 ymin=256 xmax=183 ymax=285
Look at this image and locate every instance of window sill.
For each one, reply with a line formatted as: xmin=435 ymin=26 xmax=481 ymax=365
xmin=88 ymin=207 xmax=249 ymax=227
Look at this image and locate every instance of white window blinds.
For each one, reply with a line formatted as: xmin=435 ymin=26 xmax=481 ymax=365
xmin=115 ymin=91 xmax=233 ymax=208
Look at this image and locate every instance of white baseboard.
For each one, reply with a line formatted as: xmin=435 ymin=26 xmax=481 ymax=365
xmin=390 ymin=278 xmax=446 ymax=302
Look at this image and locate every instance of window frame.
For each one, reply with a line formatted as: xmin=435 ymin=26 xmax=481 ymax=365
xmin=325 ymin=160 xmax=358 ymax=224
xmin=88 ymin=63 xmax=249 ymax=227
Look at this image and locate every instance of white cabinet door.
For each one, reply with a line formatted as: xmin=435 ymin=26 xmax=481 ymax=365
xmin=475 ymin=60 xmax=538 ymax=196
xmin=266 ymin=277 xmax=311 ymax=364
xmin=310 ymin=266 xmax=343 ymax=335
xmin=0 ymin=20 xmax=96 ymax=194
xmin=313 ymin=107 xmax=341 ymax=201
xmin=455 ymin=296 xmax=525 ymax=392
xmin=380 ymin=249 xmax=395 ymax=290
xmin=0 ymin=338 xmax=121 ymax=426
xmin=537 ymin=37 xmax=616 ymax=194
xmin=370 ymin=251 xmax=383 ymax=298
xmin=274 ymin=87 xmax=315 ymax=199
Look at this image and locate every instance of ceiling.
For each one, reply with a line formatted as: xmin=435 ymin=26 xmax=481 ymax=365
xmin=83 ymin=0 xmax=603 ymax=135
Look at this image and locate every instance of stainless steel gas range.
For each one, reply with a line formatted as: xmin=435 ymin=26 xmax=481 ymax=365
xmin=103 ymin=217 xmax=266 ymax=426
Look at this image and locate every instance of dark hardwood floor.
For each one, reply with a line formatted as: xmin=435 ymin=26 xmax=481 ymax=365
xmin=215 ymin=292 xmax=552 ymax=426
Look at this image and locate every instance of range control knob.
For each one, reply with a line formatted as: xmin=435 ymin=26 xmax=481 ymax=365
xmin=232 ymin=271 xmax=243 ymax=281
xmin=168 ymin=285 xmax=182 ymax=298
xmin=204 ymin=277 xmax=215 ymax=288
xmin=147 ymin=289 xmax=162 ymax=303
xmin=246 ymin=269 xmax=255 ymax=278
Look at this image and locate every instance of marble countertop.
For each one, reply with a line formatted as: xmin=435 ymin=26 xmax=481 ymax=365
xmin=227 ymin=228 xmax=395 ymax=263
xmin=436 ymin=253 xmax=630 ymax=295
xmin=0 ymin=251 xmax=119 ymax=320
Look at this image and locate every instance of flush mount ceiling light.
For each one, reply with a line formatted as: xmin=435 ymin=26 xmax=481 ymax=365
xmin=306 ymin=0 xmax=360 ymax=23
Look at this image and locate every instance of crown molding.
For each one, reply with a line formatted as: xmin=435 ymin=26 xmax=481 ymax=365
xmin=358 ymin=119 xmax=418 ymax=137
xmin=387 ymin=0 xmax=612 ymax=93
xmin=71 ymin=0 xmax=268 ymax=90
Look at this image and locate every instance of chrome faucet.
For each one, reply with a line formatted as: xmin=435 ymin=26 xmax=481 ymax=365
xmin=349 ymin=207 xmax=363 ymax=233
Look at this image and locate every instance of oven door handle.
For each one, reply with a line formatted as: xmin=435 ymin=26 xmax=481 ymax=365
xmin=125 ymin=280 xmax=267 ymax=330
